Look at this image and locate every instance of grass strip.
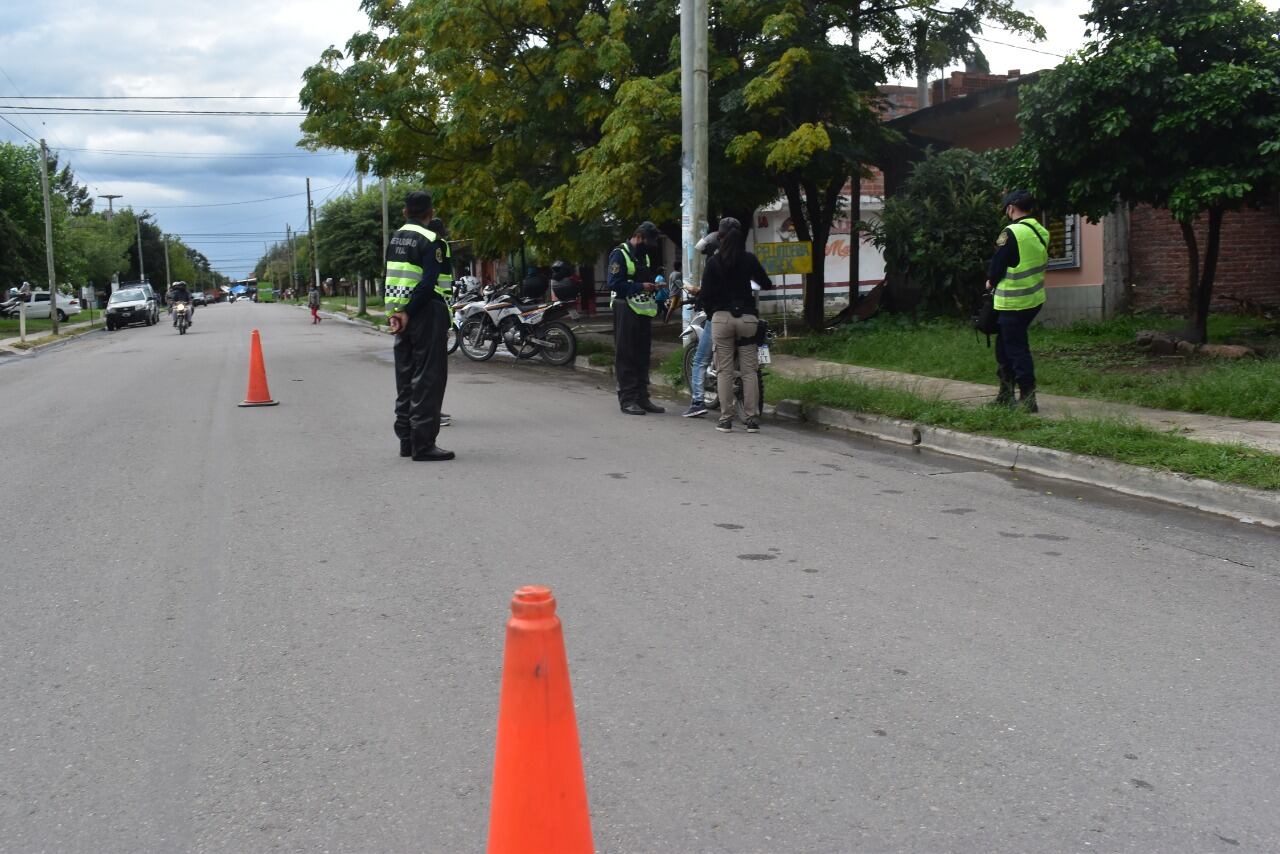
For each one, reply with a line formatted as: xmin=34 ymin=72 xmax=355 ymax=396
xmin=774 ymin=315 xmax=1280 ymax=422
xmin=766 ymin=375 xmax=1280 ymax=491
xmin=9 ymin=322 xmax=105 ymax=350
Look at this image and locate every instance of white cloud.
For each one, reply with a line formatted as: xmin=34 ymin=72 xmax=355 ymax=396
xmin=0 ymin=0 xmax=367 ymax=275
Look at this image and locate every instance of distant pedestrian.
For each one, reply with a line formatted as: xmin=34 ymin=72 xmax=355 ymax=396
xmin=308 ymin=284 xmax=321 ymax=323
xmin=986 ymin=190 xmax=1049 ymax=412
xmin=698 ymin=221 xmax=772 ymax=433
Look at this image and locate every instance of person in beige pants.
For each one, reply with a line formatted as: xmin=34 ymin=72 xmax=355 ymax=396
xmin=697 ymin=224 xmax=773 ymax=433
xmin=712 ymin=313 xmax=760 ymax=425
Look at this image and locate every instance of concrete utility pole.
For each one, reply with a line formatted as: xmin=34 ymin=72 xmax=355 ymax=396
xmin=38 ymin=139 xmax=59 ymax=335
xmin=163 ymin=235 xmax=172 ymax=288
xmin=98 ymin=194 xmax=122 ymax=219
xmin=306 ymin=178 xmax=321 ymax=291
xmin=356 ymin=169 xmax=366 ymax=313
xmin=287 ymin=224 xmax=298 ymax=296
xmin=680 ymin=0 xmax=709 ymax=293
xmin=380 ymin=176 xmax=390 ymax=298
xmin=135 ymin=212 xmax=146 ymax=285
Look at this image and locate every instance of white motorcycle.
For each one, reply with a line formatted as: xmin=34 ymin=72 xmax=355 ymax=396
xmin=458 ymin=281 xmax=579 ymax=366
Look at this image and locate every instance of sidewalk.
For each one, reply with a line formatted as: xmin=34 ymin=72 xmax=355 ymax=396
xmin=767 ymin=355 xmax=1280 ymax=455
xmin=0 ymin=317 xmax=102 ymax=351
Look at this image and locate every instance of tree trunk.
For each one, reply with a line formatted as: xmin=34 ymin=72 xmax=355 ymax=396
xmin=1192 ymin=207 xmax=1224 ymax=345
xmin=1179 ymin=219 xmax=1202 ymax=343
xmin=780 ymin=178 xmax=818 ymax=329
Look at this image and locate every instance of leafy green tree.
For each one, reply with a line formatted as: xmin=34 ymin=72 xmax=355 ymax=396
xmin=864 ymin=148 xmax=1005 ymax=316
xmin=0 ymin=142 xmax=48 ymax=285
xmin=1011 ymin=0 xmax=1280 ymax=343
xmin=300 ymin=0 xmax=1040 ymax=329
xmin=315 ymin=187 xmax=387 ymax=281
xmin=62 ymin=212 xmax=132 ymax=288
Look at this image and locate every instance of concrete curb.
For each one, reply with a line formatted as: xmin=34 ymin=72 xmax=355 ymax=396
xmin=774 ymin=399 xmax=1280 ymax=530
xmin=567 ymin=357 xmax=1278 ymax=527
xmin=0 ymin=324 xmax=105 ymax=357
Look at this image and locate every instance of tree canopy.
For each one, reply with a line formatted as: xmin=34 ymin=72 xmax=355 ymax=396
xmin=300 ymin=0 xmax=1041 ymax=328
xmin=1011 ymin=0 xmax=1280 ymax=342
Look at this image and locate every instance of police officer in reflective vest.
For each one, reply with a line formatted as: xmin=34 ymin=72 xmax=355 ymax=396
xmin=386 ymin=191 xmax=453 ymax=461
xmin=608 ymin=221 xmax=664 ymax=415
xmin=986 ymin=190 xmax=1049 ymax=412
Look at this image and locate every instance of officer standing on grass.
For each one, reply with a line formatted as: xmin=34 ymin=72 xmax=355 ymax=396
xmin=987 ymin=190 xmax=1050 ymax=412
xmin=608 ymin=221 xmax=664 ymax=415
xmin=385 ymin=191 xmax=453 ymax=461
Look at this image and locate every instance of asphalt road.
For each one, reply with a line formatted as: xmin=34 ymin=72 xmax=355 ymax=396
xmin=1 ymin=302 xmax=1277 ymax=853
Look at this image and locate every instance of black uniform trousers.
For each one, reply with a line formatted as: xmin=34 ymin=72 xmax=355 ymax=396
xmin=394 ymin=298 xmax=449 ymax=450
xmin=994 ymin=304 xmax=1041 ymax=394
xmin=613 ymin=303 xmax=652 ymax=407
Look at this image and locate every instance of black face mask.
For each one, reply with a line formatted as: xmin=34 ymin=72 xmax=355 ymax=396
xmin=645 ymin=241 xmax=660 ymax=259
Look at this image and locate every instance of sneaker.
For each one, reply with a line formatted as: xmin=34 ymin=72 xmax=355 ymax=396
xmin=716 ymin=416 xmax=733 ymax=433
xmin=440 ymin=413 xmax=451 ymax=427
xmin=682 ymin=401 xmax=708 ymax=418
xmin=745 ymin=417 xmax=760 ymax=433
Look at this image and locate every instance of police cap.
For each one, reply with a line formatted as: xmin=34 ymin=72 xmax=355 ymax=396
xmin=405 ymin=191 xmax=433 ymax=216
xmin=1001 ymin=189 xmax=1035 ymax=211
xmin=634 ymin=221 xmax=661 ymax=241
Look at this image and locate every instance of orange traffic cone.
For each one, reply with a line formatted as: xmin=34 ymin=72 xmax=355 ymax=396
xmin=238 ymin=329 xmax=279 ymax=407
xmin=487 ymin=586 xmax=593 ymax=854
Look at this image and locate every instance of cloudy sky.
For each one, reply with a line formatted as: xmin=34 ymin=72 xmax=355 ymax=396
xmin=2 ymin=0 xmax=1273 ymax=278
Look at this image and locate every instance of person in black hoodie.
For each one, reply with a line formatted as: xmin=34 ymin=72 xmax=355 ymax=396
xmin=698 ymin=225 xmax=772 ymax=433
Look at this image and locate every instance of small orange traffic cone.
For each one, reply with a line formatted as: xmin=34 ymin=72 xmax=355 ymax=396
xmin=487 ymin=586 xmax=593 ymax=854
xmin=238 ymin=329 xmax=278 ymax=407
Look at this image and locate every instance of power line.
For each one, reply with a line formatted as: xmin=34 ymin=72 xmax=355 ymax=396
xmin=55 ymin=145 xmax=342 ymax=159
xmin=0 ymin=113 xmax=38 ymax=143
xmin=0 ymin=105 xmax=304 ymax=117
xmin=972 ymin=36 xmax=1066 ymax=59
xmin=138 ymin=185 xmax=337 ymax=210
xmin=19 ymin=95 xmax=297 ymax=100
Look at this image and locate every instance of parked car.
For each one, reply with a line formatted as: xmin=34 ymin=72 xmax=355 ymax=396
xmin=104 ymin=288 xmax=156 ymax=330
xmin=191 ymin=291 xmax=208 ymax=306
xmin=4 ymin=290 xmax=83 ymax=321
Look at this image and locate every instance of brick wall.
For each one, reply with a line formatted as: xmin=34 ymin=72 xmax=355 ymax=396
xmin=1129 ymin=205 xmax=1280 ymax=313
xmin=930 ymin=69 xmax=1021 ymax=104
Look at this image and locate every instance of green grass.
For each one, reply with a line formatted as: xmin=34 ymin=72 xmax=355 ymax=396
xmin=766 ymin=375 xmax=1280 ymax=491
xmin=576 ymin=340 xmax=614 ymax=358
xmin=659 ymin=348 xmax=685 ymax=388
xmin=321 ymin=295 xmax=385 ymax=312
xmin=9 ymin=321 xmax=106 ymax=350
xmin=773 ymin=314 xmax=1280 ymax=421
xmin=0 ymin=313 xmax=99 ymax=335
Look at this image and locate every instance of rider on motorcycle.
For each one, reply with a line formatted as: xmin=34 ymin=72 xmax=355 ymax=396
xmin=168 ymin=281 xmax=193 ymax=326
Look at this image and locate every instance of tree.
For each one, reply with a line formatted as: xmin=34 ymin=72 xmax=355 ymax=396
xmin=1011 ymin=0 xmax=1280 ymax=343
xmin=300 ymin=0 xmax=1040 ymax=329
xmin=0 ymin=142 xmax=45 ymax=284
xmin=864 ymin=148 xmax=1005 ymax=316
xmin=315 ymin=187 xmax=388 ymax=283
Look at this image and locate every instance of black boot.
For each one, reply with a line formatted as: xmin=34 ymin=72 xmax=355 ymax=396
xmin=412 ymin=444 xmax=455 ymax=461
xmin=993 ymin=367 xmax=1015 ymax=407
xmin=1018 ymin=386 xmax=1039 ymax=413
xmin=400 ymin=440 xmax=412 ymax=458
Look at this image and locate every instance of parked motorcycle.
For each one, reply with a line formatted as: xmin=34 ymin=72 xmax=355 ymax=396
xmin=446 ymin=277 xmax=488 ymax=354
xmin=458 ymin=278 xmax=579 ymax=366
xmin=681 ymin=309 xmax=773 ymax=420
xmin=173 ymin=300 xmax=190 ymax=334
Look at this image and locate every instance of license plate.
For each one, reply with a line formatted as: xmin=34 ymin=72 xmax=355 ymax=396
xmin=757 ymin=345 xmax=771 ymax=365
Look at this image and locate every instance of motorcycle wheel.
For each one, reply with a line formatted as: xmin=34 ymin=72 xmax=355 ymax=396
xmin=501 ymin=319 xmax=539 ymax=359
xmin=538 ymin=321 xmax=577 ymax=366
xmin=446 ymin=325 xmax=459 ymax=354
xmin=459 ymin=317 xmax=497 ymax=361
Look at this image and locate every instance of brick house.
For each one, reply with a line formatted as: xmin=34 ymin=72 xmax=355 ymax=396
xmin=873 ymin=70 xmax=1280 ymax=322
